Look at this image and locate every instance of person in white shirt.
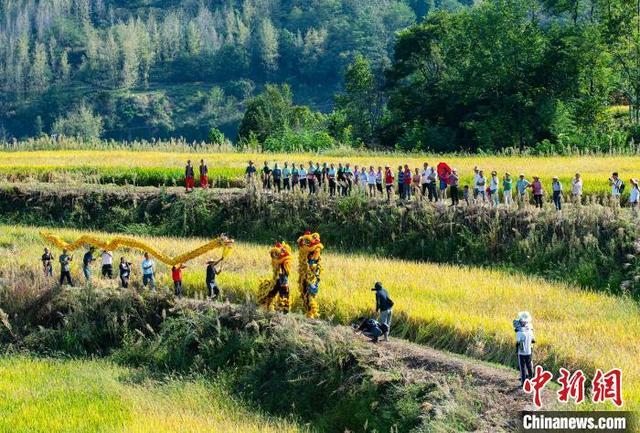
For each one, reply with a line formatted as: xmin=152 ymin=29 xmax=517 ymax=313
xmin=101 ymin=250 xmax=113 ymax=278
xmin=489 ymin=171 xmax=500 ymax=207
xmin=472 ymin=166 xmax=481 ymax=201
xmin=367 ymin=166 xmax=377 ymax=197
xmin=571 ymin=173 xmax=583 ymax=205
xmin=427 ymin=165 xmax=438 ymax=202
xmin=420 ymin=162 xmax=430 ymax=198
xmin=609 ymin=172 xmax=624 ymax=205
xmin=629 ymin=178 xmax=639 ymax=216
xmin=475 ymin=170 xmax=487 ymax=203
xmin=515 ymin=311 xmax=535 ymax=386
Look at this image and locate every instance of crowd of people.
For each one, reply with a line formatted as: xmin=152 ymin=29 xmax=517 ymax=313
xmin=233 ymin=160 xmax=640 ymax=212
xmin=42 ymin=247 xmax=224 ymax=298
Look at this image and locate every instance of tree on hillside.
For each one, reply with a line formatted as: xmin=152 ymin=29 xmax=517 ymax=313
xmin=334 ymin=54 xmax=383 ymax=146
xmin=52 ymin=103 xmax=104 ymax=141
xmin=238 ymin=84 xmax=294 ymax=144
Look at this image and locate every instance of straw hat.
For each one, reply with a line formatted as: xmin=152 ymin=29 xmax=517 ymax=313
xmin=631 ymin=178 xmax=639 ymax=186
xmin=518 ymin=311 xmax=532 ymax=324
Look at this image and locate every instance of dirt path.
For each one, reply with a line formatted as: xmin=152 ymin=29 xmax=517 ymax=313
xmin=357 ymin=333 xmax=557 ymax=432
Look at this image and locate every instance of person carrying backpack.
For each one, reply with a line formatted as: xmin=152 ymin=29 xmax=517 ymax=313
xmin=372 ymin=282 xmax=394 ymax=341
xmin=610 ymin=172 xmax=625 ymax=205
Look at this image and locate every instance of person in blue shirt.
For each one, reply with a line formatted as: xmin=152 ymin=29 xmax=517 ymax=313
xmin=282 ymin=162 xmax=291 ymax=191
xmin=328 ymin=163 xmax=337 ymax=197
xmin=397 ymin=166 xmax=405 ymax=200
xmin=82 ymin=247 xmax=95 ymax=282
xmin=354 ymin=317 xmax=389 ymax=343
xmin=141 ymin=252 xmax=155 ymax=290
xmin=272 ymin=163 xmax=282 ymax=192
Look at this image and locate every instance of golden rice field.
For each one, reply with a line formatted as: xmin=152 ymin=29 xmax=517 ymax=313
xmin=2 ymin=225 xmax=639 ymax=410
xmin=1 ymin=150 xmax=639 ymax=194
xmin=0 ymin=356 xmax=303 ymax=433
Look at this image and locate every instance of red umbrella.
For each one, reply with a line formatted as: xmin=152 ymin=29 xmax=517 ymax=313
xmin=437 ymin=162 xmax=452 ymax=184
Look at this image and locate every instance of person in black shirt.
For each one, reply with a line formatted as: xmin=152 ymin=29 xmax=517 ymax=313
xmin=206 ymin=257 xmax=224 ymax=299
xmin=372 ymin=282 xmax=394 ymax=341
xmin=262 ymin=161 xmax=272 ymax=191
xmin=41 ymin=247 xmax=53 ymax=277
xmin=272 ymin=163 xmax=282 ymax=192
xmin=199 ymin=159 xmax=209 ymax=188
xmin=353 ymin=317 xmax=389 ymax=343
xmin=119 ymin=257 xmax=132 ymax=288
xmin=245 ymin=161 xmax=257 ymax=191
xmin=185 ymin=160 xmax=195 ymax=192
xmin=82 ymin=247 xmax=95 ymax=282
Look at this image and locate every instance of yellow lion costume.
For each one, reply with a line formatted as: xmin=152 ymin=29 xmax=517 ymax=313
xmin=257 ymin=242 xmax=293 ymax=313
xmin=297 ymin=231 xmax=323 ymax=318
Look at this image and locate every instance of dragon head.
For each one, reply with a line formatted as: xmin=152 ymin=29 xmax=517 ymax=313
xmin=297 ymin=231 xmax=324 ymax=260
xmin=270 ymin=241 xmax=293 ymax=273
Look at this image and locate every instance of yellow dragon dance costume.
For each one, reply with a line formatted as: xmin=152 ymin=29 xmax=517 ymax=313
xmin=297 ymin=231 xmax=323 ymax=318
xmin=257 ymin=242 xmax=293 ymax=313
xmin=40 ymin=232 xmax=234 ymax=265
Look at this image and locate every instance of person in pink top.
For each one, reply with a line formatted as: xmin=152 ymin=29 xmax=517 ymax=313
xmin=529 ymin=176 xmax=544 ymax=208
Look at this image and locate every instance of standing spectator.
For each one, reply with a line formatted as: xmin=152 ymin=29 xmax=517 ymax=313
xmin=367 ymin=166 xmax=377 ymax=197
xmin=475 ymin=170 xmax=487 ymax=203
xmin=307 ymin=161 xmax=317 ymax=194
xmin=515 ymin=311 xmax=535 ymax=386
xmin=337 ymin=163 xmax=346 ymax=196
xmin=82 ymin=247 xmax=95 ymax=282
xmin=438 ymin=170 xmax=448 ymax=202
xmin=412 ymin=168 xmax=421 ymax=199
xmin=184 ymin=160 xmax=195 ymax=192
xmin=552 ymin=176 xmax=563 ymax=211
xmin=345 ymin=163 xmax=354 ymax=195
xmin=283 ymin=162 xmax=291 ymax=191
xmin=101 ymin=250 xmax=113 ymax=278
xmin=571 ymin=173 xmax=583 ymax=205
xmin=291 ymin=163 xmax=299 ymax=191
xmin=261 ymin=161 xmax=272 ymax=191
xmin=449 ymin=169 xmax=460 ymax=206
xmin=119 ymin=257 xmax=131 ymax=288
xmin=397 ymin=165 xmax=405 ymax=199
xmin=59 ymin=249 xmax=73 ymax=286
xmin=141 ymin=252 xmax=155 ymax=290
xmin=314 ymin=162 xmax=323 ymax=191
xmin=353 ymin=165 xmax=361 ymax=192
xmin=385 ymin=166 xmax=395 ymax=201
xmin=372 ymin=282 xmax=394 ymax=341
xmin=516 ymin=174 xmax=530 ymax=208
xmin=376 ymin=166 xmax=383 ymax=196
xmin=199 ymin=159 xmax=209 ymax=188
xmin=299 ymin=164 xmax=307 ymax=192
xmin=245 ymin=161 xmax=257 ymax=191
xmin=463 ymin=185 xmax=470 ymax=205
xmin=272 ymin=163 xmax=282 ymax=192
xmin=489 ymin=171 xmax=500 ymax=207
xmin=171 ymin=264 xmax=186 ymax=298
xmin=360 ymin=167 xmax=369 ymax=196
xmin=472 ymin=166 xmax=481 ymax=201
xmin=629 ymin=179 xmax=639 ymax=216
xmin=609 ymin=172 xmax=624 ymax=205
xmin=328 ymin=163 xmax=337 ymax=196
xmin=41 ymin=247 xmax=53 ymax=277
xmin=403 ymin=165 xmax=412 ymax=200
xmin=530 ymin=176 xmax=544 ymax=208
xmin=427 ymin=164 xmax=438 ymax=202
xmin=206 ymin=258 xmax=223 ymax=299
xmin=502 ymin=173 xmax=513 ymax=206
xmin=420 ymin=163 xmax=430 ymax=198
xmin=321 ymin=163 xmax=329 ymax=193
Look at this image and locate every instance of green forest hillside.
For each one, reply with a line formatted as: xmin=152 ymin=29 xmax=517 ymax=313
xmin=0 ymin=0 xmax=466 ymax=141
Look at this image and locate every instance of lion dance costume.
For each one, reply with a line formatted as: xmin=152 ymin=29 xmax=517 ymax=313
xmin=257 ymin=242 xmax=293 ymax=313
xmin=297 ymin=231 xmax=323 ymax=318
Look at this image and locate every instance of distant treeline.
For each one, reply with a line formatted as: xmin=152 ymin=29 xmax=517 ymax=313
xmin=1 ymin=0 xmax=640 ymax=153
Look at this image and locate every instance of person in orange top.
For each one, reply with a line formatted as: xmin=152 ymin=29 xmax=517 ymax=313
xmin=171 ymin=263 xmax=187 ymax=298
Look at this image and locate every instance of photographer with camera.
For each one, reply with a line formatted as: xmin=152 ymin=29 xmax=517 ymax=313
xmin=119 ymin=256 xmax=132 ymax=288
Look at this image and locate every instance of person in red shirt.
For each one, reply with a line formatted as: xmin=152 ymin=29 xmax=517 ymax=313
xmin=171 ymin=263 xmax=187 ymax=298
xmin=384 ymin=166 xmax=394 ymax=202
xmin=403 ymin=165 xmax=412 ymax=200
